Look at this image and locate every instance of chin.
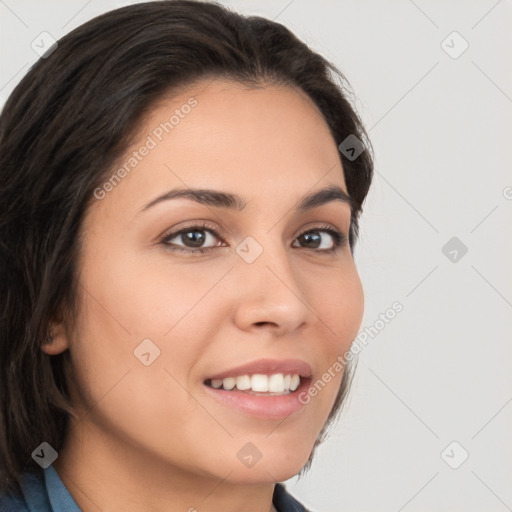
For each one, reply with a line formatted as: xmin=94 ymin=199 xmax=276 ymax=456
xmin=212 ymin=443 xmax=314 ymax=485
xmin=222 ymin=464 xmax=307 ymax=485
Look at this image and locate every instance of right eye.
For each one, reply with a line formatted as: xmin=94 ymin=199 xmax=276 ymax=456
xmin=160 ymin=222 xmax=226 ymax=254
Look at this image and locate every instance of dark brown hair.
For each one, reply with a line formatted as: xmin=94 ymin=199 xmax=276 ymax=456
xmin=0 ymin=0 xmax=373 ymax=497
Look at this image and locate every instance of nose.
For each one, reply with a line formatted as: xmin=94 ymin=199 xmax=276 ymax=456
xmin=231 ymin=236 xmax=315 ymax=336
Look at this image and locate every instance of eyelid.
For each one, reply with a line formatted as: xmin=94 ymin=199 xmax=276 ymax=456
xmin=160 ymin=220 xmax=224 ymax=242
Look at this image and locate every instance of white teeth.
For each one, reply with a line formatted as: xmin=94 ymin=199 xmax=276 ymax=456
xmin=235 ymin=375 xmax=251 ymax=390
xmin=222 ymin=377 xmax=236 ymax=390
xmin=290 ymin=374 xmax=300 ymax=391
xmin=210 ymin=373 xmax=302 ymax=393
xmin=251 ymin=374 xmax=269 ymax=392
xmin=268 ymin=373 xmax=285 ymax=393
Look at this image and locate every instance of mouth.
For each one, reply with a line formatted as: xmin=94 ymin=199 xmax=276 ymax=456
xmin=204 ymin=373 xmax=303 ymax=396
xmin=202 ymin=359 xmax=313 ymax=419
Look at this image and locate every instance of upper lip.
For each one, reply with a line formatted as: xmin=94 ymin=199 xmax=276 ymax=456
xmin=205 ymin=358 xmax=313 ymax=381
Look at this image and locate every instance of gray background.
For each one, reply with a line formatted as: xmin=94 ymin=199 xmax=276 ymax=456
xmin=1 ymin=1 xmax=511 ymax=510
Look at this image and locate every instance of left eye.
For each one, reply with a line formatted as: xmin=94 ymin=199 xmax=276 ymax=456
xmin=293 ymin=228 xmax=343 ymax=251
xmin=161 ymin=223 xmax=346 ymax=254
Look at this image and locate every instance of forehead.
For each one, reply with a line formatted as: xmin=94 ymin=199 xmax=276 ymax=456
xmin=88 ymin=78 xmax=347 ymax=221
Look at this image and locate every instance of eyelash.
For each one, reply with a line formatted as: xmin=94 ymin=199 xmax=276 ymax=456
xmin=160 ymin=221 xmax=348 ymax=255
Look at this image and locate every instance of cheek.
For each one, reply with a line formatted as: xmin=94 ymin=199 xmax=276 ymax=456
xmin=304 ymin=265 xmax=363 ymax=408
xmin=64 ymin=290 xmax=209 ymax=450
xmin=86 ymin=242 xmax=234 ymax=342
xmin=311 ymin=263 xmax=364 ymax=348
xmin=66 ymin=250 xmax=228 ymax=414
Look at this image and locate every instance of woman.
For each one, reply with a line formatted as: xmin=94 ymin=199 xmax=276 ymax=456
xmin=0 ymin=1 xmax=374 ymax=510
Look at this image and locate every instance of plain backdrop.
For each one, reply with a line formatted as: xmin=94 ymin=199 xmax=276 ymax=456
xmin=1 ymin=1 xmax=511 ymax=511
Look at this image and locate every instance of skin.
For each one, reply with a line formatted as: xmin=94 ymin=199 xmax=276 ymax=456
xmin=42 ymin=78 xmax=364 ymax=512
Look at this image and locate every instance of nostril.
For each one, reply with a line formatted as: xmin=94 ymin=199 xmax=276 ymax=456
xmin=254 ymin=321 xmax=278 ymax=328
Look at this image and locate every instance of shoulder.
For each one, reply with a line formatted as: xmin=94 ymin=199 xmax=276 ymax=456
xmin=0 ymin=478 xmax=31 ymax=512
xmin=0 ymin=470 xmax=49 ymax=512
xmin=0 ymin=490 xmax=29 ymax=512
xmin=273 ymin=483 xmax=314 ymax=512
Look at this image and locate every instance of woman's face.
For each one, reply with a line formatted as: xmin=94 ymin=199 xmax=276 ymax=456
xmin=48 ymin=78 xmax=364 ymax=483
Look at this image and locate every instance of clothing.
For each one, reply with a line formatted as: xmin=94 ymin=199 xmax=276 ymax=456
xmin=0 ymin=465 xmax=311 ymax=512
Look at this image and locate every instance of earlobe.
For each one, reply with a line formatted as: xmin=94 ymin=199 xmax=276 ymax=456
xmin=40 ymin=322 xmax=70 ymax=355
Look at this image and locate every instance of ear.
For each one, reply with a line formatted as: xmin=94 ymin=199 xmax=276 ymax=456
xmin=40 ymin=319 xmax=70 ymax=355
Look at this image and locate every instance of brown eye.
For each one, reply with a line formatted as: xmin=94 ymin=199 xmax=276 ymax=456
xmin=161 ymin=225 xmax=224 ymax=253
xmin=171 ymin=229 xmax=207 ymax=248
xmin=293 ymin=226 xmax=346 ymax=252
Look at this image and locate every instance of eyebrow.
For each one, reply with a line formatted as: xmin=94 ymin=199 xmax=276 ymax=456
xmin=139 ymin=184 xmax=354 ymax=213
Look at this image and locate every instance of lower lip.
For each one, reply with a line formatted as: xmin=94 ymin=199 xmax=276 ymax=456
xmin=202 ymin=378 xmax=312 ymax=419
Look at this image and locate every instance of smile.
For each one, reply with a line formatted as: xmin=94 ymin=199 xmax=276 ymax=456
xmin=204 ymin=373 xmax=301 ymax=395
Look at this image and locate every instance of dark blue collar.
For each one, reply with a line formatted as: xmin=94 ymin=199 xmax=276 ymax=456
xmin=1 ymin=465 xmax=310 ymax=512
